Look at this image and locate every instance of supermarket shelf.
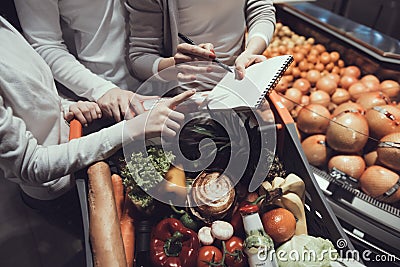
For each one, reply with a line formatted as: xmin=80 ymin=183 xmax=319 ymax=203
xmin=280 ymin=2 xmax=400 ymax=63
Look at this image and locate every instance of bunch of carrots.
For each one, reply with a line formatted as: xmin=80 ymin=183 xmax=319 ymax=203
xmin=70 ymin=120 xmax=135 ymax=267
xmin=112 ymin=173 xmax=136 ymax=267
xmin=70 ymin=120 xmax=188 ymax=267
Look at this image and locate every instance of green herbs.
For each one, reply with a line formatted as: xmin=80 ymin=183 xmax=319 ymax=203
xmin=120 ymin=146 xmax=175 ymax=211
xmin=121 ymin=146 xmax=175 ymax=191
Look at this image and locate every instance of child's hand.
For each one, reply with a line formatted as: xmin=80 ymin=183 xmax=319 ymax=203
xmin=64 ymin=101 xmax=102 ymax=127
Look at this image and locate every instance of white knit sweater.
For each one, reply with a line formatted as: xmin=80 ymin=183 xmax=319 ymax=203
xmin=0 ymin=17 xmax=127 ymax=200
xmin=14 ymin=0 xmax=140 ymax=100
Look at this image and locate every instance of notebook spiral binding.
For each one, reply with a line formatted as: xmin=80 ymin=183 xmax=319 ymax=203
xmin=255 ymin=55 xmax=294 ymax=109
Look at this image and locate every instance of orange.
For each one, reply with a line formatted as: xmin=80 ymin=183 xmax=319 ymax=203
xmin=261 ymin=208 xmax=296 ymax=244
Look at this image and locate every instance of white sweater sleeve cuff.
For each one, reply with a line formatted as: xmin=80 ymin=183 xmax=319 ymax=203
xmin=90 ymin=81 xmax=118 ymax=101
xmin=247 ymin=22 xmax=274 ymax=47
xmin=151 ymin=57 xmax=169 ymax=82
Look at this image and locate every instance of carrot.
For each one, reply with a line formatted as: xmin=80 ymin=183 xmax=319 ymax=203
xmin=120 ymin=191 xmax=136 ymax=267
xmin=87 ymin=162 xmax=127 ymax=267
xmin=69 ymin=119 xmax=82 ymax=140
xmin=112 ymin=174 xmax=125 ymax=221
xmin=163 ymin=163 xmax=187 ymax=204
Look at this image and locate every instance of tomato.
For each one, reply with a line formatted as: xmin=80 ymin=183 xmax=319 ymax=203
xmin=197 ymin=245 xmax=223 ymax=267
xmin=224 ymin=236 xmax=247 ymax=267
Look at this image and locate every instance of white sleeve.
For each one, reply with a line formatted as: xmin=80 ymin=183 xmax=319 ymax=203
xmin=245 ymin=0 xmax=276 ymax=47
xmin=60 ymin=97 xmax=74 ymax=116
xmin=0 ymin=95 xmax=125 ymax=185
xmin=247 ymin=22 xmax=274 ymax=47
xmin=13 ymin=0 xmax=115 ymax=101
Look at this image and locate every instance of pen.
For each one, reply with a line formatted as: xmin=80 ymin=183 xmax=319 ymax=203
xmin=178 ymin=33 xmax=233 ymax=73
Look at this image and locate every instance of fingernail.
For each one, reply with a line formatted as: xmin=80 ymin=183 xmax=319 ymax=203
xmin=84 ymin=123 xmax=88 ymax=127
xmin=209 ymin=53 xmax=216 ymax=59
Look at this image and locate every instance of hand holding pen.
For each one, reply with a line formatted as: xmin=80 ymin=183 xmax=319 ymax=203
xmin=178 ymin=33 xmax=232 ymax=73
xmin=174 ymin=33 xmax=236 ymax=82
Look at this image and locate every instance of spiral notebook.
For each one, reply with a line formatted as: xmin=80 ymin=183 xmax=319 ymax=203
xmin=200 ymin=55 xmax=293 ymax=110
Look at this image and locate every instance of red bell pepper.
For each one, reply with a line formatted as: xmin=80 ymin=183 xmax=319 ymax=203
xmin=150 ymin=218 xmax=200 ymax=267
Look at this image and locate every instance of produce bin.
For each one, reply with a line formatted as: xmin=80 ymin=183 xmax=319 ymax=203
xmin=268 ymin=2 xmax=400 ymax=265
xmin=71 ymin=88 xmax=358 ymax=266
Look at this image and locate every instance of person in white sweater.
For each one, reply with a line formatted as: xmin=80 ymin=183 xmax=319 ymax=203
xmin=0 ymin=16 xmax=194 ymax=201
xmin=14 ymin=0 xmax=141 ymax=123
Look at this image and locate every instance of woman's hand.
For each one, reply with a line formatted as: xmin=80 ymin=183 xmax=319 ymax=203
xmin=127 ymin=90 xmax=196 ymax=140
xmin=174 ymin=43 xmax=215 ymax=82
xmin=174 ymin=43 xmax=215 ymax=64
xmin=234 ymin=36 xmax=268 ymax=79
xmin=64 ymin=101 xmax=102 ymax=127
xmin=234 ymin=51 xmax=266 ymax=80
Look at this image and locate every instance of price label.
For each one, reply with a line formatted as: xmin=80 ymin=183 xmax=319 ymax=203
xmin=329 ymin=167 xmax=359 ymax=189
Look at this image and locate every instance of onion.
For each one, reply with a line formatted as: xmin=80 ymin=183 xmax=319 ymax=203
xmin=377 ymin=133 xmax=400 ymax=171
xmin=364 ymin=150 xmax=379 ymax=166
xmin=298 ymin=60 xmax=309 ymax=72
xmin=278 ymin=46 xmax=287 ymax=55
xmin=303 ymin=43 xmax=312 ymax=52
xmin=328 ymin=155 xmax=366 ymax=179
xmin=283 ymin=75 xmax=294 ymax=83
xmin=275 ymin=77 xmax=289 ymax=93
xmin=332 ymin=102 xmax=365 ymax=117
xmin=293 ymin=52 xmax=304 ymax=63
xmin=284 ymin=88 xmax=303 ymax=111
xmin=348 ymin=82 xmax=368 ymax=100
xmin=292 ymin=67 xmax=301 ymax=78
xmin=343 ymin=66 xmax=361 ymax=78
xmin=356 ymin=91 xmax=390 ymax=110
xmin=380 ymin=80 xmax=400 ymax=99
xmin=359 ymin=166 xmax=400 ymax=203
xmin=306 ymin=70 xmax=321 ymax=85
xmin=325 ymin=62 xmax=335 ymax=72
xmin=307 ymin=54 xmax=318 ymax=64
xmin=316 ymin=76 xmax=337 ymax=95
xmin=309 ymin=48 xmax=319 ymax=56
xmin=365 ymin=105 xmax=400 ymax=139
xmin=314 ymin=44 xmax=326 ymax=53
xmin=340 ymin=75 xmax=358 ymax=90
xmin=297 ymin=104 xmax=330 ymax=134
xmin=293 ymin=78 xmax=311 ymax=94
xmin=298 ymin=47 xmax=308 ymax=55
xmin=361 ymin=75 xmax=380 ymax=92
xmin=326 ymin=111 xmax=369 ymax=153
xmin=331 ymin=66 xmax=341 ymax=75
xmin=319 ymin=52 xmax=331 ymax=65
xmin=190 ymin=171 xmax=236 ymax=222
xmin=331 ymin=88 xmax=350 ymax=105
xmin=324 ymin=73 xmax=340 ymax=84
xmin=301 ymin=134 xmax=329 ymax=167
xmin=330 ymin=51 xmax=340 ymax=63
xmin=284 ymin=64 xmax=293 ymax=75
xmin=314 ymin=63 xmax=325 ymax=72
xmin=309 ymin=90 xmax=330 ymax=107
xmin=301 ymin=95 xmax=310 ymax=105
